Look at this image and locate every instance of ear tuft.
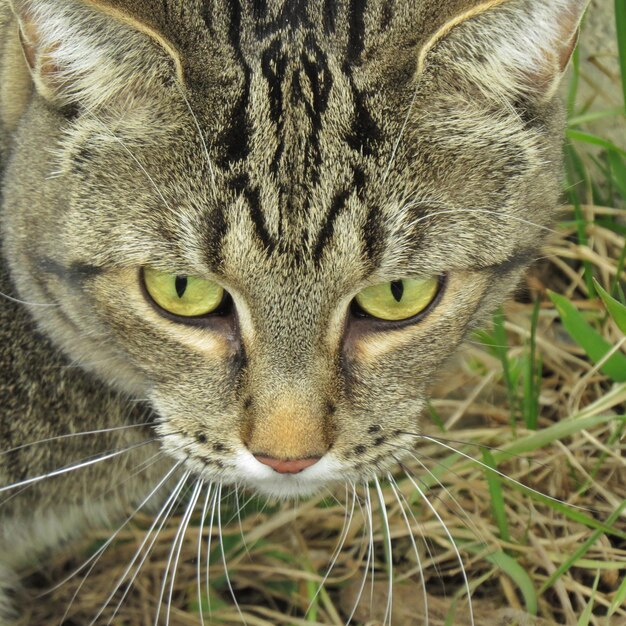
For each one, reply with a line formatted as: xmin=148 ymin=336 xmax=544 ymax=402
xmin=9 ymin=0 xmax=181 ymax=112
xmin=422 ymin=0 xmax=590 ymax=101
xmin=14 ymin=6 xmax=70 ymax=106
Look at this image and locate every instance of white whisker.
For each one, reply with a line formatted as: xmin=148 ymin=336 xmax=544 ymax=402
xmin=154 ymin=478 xmax=199 ymax=625
xmin=99 ymin=449 xmax=168 ymax=499
xmin=0 ymin=422 xmax=163 ymax=507
xmin=401 ymin=449 xmax=492 ymax=549
xmin=87 ymin=470 xmax=190 ymax=626
xmin=386 ymin=462 xmax=445 ymax=585
xmin=165 ymin=479 xmax=203 ymax=626
xmin=175 ymin=86 xmax=218 ymax=200
xmin=87 ymin=112 xmax=175 ymax=213
xmin=322 ymin=485 xmax=345 ymax=509
xmin=374 ymin=477 xmax=393 ymax=626
xmin=305 ymin=483 xmax=355 ymax=618
xmin=94 ymin=441 xmax=189 ymax=506
xmin=414 ymin=433 xmax=554 ymax=472
xmin=0 ymin=290 xmax=59 ymax=308
xmin=0 ymin=422 xmax=155 ymax=459
xmin=403 ymin=205 xmax=559 ymax=235
xmin=217 ymin=483 xmax=247 ymax=624
xmin=388 ymin=474 xmax=429 ymax=626
xmin=105 ymin=476 xmax=191 ymax=625
xmin=0 ymin=438 xmax=158 ymax=495
xmin=48 ymin=460 xmax=184 ymax=614
xmin=381 ymin=82 xmax=419 ymax=186
xmin=345 ymin=485 xmax=372 ymax=626
xmin=232 ymin=484 xmax=251 ymax=558
xmin=197 ymin=484 xmax=214 ymax=626
xmin=205 ymin=486 xmax=220 ymax=621
xmin=365 ymin=485 xmax=376 ymax=610
xmin=106 ymin=476 xmax=191 ymax=624
xmin=410 ymin=434 xmax=593 ymax=511
xmin=402 ymin=468 xmax=475 ymax=626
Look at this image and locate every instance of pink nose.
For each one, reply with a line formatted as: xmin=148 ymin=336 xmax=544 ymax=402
xmin=254 ymin=455 xmax=321 ymax=474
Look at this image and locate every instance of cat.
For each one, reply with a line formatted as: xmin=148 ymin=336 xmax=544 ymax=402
xmin=0 ymin=0 xmax=589 ymax=623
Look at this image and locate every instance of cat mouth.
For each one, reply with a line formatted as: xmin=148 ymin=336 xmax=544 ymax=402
xmin=232 ymin=450 xmax=345 ymax=499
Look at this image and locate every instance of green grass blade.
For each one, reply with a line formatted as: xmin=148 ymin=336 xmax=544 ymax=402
xmin=577 ymin=573 xmax=600 ymax=626
xmin=568 ymin=107 xmax=626 ymax=126
xmin=567 ymin=43 xmax=580 ymax=117
xmin=493 ymin=308 xmax=518 ymax=425
xmin=461 ymin=409 xmax=626 ymax=540
xmin=189 ymin=586 xmax=230 ymax=616
xmin=548 ymin=291 xmax=626 ymax=381
xmin=569 ymin=559 xmax=624 ymax=570
xmin=595 ymin=217 xmax=626 ymax=237
xmin=492 ymin=405 xmax=626 ymax=461
xmin=488 ymin=408 xmax=626 ymax=541
xmin=607 ymin=151 xmax=626 ymax=200
xmin=522 ymin=488 xmax=626 ymax=542
xmin=427 ymin=401 xmax=447 ymax=432
xmin=586 ymin=153 xmax=614 ymax=205
xmin=305 ymin=579 xmax=319 ymax=622
xmin=612 ymin=242 xmax=626 ymax=298
xmin=564 ymin=146 xmax=597 ymax=293
xmin=522 ymin=301 xmax=541 ymax=430
xmin=565 ymin=143 xmax=591 ymax=194
xmin=482 ymin=449 xmax=510 ymax=543
xmin=445 ymin=566 xmax=497 ymax=626
xmin=608 ymin=571 xmax=626 ymax=615
xmin=616 ymin=0 xmax=626 ymax=111
xmin=539 ymin=498 xmax=626 ymax=594
xmin=594 ymin=279 xmax=626 ymax=334
xmin=484 ymin=551 xmax=538 ymax=616
xmin=567 ymin=129 xmax=626 ymax=159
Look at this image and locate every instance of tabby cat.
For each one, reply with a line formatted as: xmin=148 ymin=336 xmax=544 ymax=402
xmin=0 ymin=0 xmax=588 ymax=623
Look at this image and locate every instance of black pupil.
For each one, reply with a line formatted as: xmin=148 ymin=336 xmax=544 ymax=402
xmin=390 ymin=280 xmax=404 ymax=302
xmin=175 ymin=276 xmax=188 ymax=298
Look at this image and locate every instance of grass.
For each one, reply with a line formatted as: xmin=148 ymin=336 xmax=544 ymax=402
xmin=16 ymin=6 xmax=626 ymax=626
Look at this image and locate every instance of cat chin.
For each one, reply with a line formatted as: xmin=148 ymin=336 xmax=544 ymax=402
xmin=232 ymin=450 xmax=345 ymax=500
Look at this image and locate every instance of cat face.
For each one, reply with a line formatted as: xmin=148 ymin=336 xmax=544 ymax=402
xmin=2 ymin=0 xmax=586 ymax=497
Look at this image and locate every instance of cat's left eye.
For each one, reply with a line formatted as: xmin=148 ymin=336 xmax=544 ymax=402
xmin=353 ymin=277 xmax=440 ymax=322
xmin=142 ymin=268 xmax=227 ymax=318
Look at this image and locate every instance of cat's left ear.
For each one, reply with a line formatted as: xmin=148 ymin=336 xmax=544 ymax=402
xmin=422 ymin=0 xmax=590 ymax=101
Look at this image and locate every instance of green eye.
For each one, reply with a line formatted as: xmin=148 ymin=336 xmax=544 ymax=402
xmin=143 ymin=268 xmax=225 ymax=318
xmin=354 ymin=277 xmax=440 ymax=321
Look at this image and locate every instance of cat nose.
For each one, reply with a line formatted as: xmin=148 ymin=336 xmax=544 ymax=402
xmin=254 ymin=455 xmax=321 ymax=474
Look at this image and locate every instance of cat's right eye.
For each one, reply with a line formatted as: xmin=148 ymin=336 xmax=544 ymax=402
xmin=142 ymin=268 xmax=228 ymax=318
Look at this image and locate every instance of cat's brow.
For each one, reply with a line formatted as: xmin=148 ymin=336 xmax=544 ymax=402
xmin=475 ymin=248 xmax=538 ymax=273
xmin=445 ymin=252 xmax=534 ymax=275
xmin=36 ymin=257 xmax=105 ymax=283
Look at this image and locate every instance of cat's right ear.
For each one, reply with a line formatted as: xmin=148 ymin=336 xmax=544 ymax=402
xmin=420 ymin=0 xmax=590 ymax=102
xmin=9 ymin=0 xmax=183 ymax=111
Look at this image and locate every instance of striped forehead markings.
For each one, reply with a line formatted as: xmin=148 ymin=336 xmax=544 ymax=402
xmin=261 ymin=36 xmax=335 ymax=181
xmin=251 ymin=0 xmax=313 ymax=38
xmin=222 ymin=166 xmax=376 ymax=264
xmin=209 ymin=0 xmax=382 ymax=172
xmin=346 ymin=0 xmax=367 ymax=65
xmin=199 ymin=1 xmax=387 ymax=263
xmin=217 ymin=0 xmax=252 ymax=165
xmin=228 ymin=173 xmax=276 ymax=254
